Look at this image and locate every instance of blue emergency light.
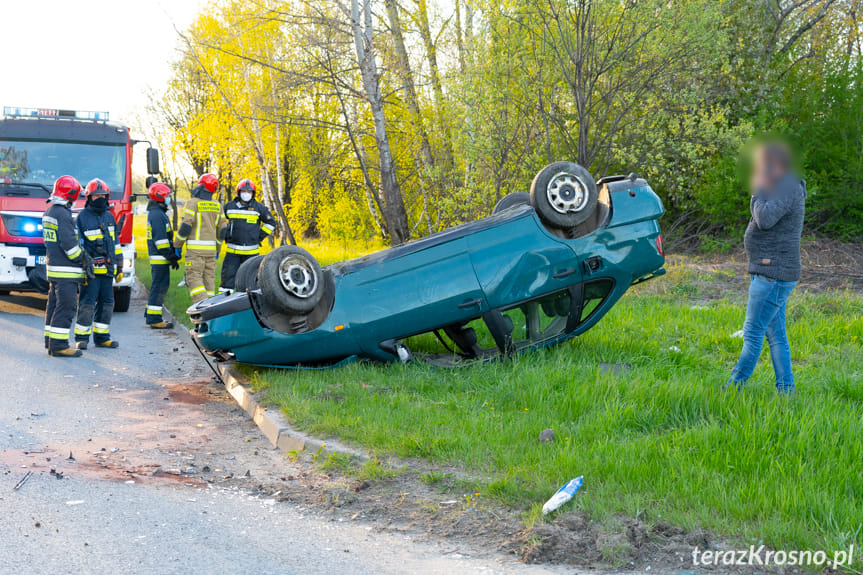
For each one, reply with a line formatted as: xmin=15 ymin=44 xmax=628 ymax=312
xmin=3 ymin=107 xmax=109 ymax=121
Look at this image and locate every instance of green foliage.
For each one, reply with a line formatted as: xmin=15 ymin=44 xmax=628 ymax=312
xmin=153 ymin=0 xmax=863 ymax=246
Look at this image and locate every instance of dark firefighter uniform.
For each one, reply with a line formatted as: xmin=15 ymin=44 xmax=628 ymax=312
xmin=220 ymin=189 xmax=275 ymax=291
xmin=43 ymin=177 xmax=87 ymax=357
xmin=174 ymin=173 xmax=226 ymax=303
xmin=74 ymin=190 xmax=122 ymax=348
xmin=146 ymin=184 xmax=180 ymax=327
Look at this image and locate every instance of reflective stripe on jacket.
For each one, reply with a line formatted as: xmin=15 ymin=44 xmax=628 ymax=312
xmin=77 ymin=206 xmax=121 ymax=275
xmin=223 ymin=198 xmax=275 ymax=255
xmin=174 ymin=197 xmax=225 ymax=251
xmin=147 ymin=201 xmax=175 ymax=265
xmin=43 ymin=204 xmax=84 ymax=280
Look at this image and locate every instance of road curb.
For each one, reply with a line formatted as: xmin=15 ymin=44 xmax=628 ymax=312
xmin=216 ymin=363 xmax=368 ymax=462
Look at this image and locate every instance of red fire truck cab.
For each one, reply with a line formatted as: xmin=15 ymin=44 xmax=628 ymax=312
xmin=0 ymin=107 xmax=160 ymax=312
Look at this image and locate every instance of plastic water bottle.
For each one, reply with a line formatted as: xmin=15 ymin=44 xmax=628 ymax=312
xmin=542 ymin=476 xmax=583 ymax=515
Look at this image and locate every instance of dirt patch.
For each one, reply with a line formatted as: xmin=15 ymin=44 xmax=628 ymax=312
xmin=513 ymin=513 xmax=710 ymax=571
xmin=645 ymin=239 xmax=863 ymax=301
xmin=165 ymin=380 xmax=216 ymax=405
xmin=0 ymin=447 xmax=205 ymax=487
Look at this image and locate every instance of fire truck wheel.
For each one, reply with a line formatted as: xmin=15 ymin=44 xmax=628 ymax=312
xmin=113 ymin=287 xmax=131 ymax=312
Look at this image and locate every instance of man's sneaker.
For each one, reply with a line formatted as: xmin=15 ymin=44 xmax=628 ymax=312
xmin=150 ymin=321 xmax=174 ymax=330
xmin=49 ymin=347 xmax=83 ymax=358
xmin=95 ymin=340 xmax=119 ymax=349
xmin=76 ymin=341 xmax=88 ymax=350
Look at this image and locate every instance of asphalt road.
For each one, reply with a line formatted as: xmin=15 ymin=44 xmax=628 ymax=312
xmin=0 ymin=284 xmax=559 ymax=575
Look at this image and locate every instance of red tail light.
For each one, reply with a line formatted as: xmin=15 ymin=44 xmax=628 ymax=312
xmin=656 ymin=235 xmax=665 ymax=257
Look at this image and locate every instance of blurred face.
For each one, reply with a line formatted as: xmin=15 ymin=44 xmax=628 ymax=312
xmin=752 ymin=145 xmax=785 ymax=192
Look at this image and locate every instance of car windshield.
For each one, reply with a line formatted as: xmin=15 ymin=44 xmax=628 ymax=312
xmin=0 ymin=139 xmax=126 ymax=199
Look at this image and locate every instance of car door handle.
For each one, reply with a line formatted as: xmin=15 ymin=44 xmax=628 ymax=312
xmin=553 ymin=268 xmax=578 ymax=279
xmin=458 ymin=298 xmax=483 ymax=309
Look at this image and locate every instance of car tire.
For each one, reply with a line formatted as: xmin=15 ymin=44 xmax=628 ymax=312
xmin=493 ymin=192 xmax=530 ymax=214
xmin=234 ymin=255 xmax=264 ymax=292
xmin=529 ymin=162 xmax=598 ymax=229
xmin=258 ymin=246 xmax=324 ymax=315
xmin=114 ymin=286 xmax=131 ymax=312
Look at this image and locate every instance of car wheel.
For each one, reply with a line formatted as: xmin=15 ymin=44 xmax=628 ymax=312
xmin=234 ymin=255 xmax=264 ymax=292
xmin=258 ymin=246 xmax=324 ymax=314
xmin=0 ymin=289 xmax=10 ymax=297
xmin=113 ymin=286 xmax=131 ymax=312
xmin=529 ymin=162 xmax=598 ymax=229
xmin=493 ymin=192 xmax=530 ymax=214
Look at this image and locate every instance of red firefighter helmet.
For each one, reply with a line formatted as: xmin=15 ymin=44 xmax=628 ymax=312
xmin=236 ymin=179 xmax=256 ymax=197
xmin=198 ymin=173 xmax=219 ymax=193
xmin=52 ymin=175 xmax=82 ymax=202
xmin=84 ymin=178 xmax=110 ymax=197
xmin=148 ymin=182 xmax=172 ymax=203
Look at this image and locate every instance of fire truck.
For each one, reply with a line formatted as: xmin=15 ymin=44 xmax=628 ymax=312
xmin=0 ymin=107 xmax=160 ymax=312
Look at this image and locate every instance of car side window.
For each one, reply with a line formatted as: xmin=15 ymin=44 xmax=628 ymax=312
xmin=577 ymin=279 xmax=615 ymax=325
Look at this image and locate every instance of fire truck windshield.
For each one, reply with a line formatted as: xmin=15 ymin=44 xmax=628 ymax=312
xmin=0 ymin=140 xmax=126 ymax=199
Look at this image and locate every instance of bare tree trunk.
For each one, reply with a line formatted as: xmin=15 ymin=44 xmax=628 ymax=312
xmin=336 ymin=81 xmax=388 ymax=238
xmin=270 ymin=80 xmax=291 ymax=246
xmin=245 ymin=64 xmax=296 ymax=245
xmin=181 ymin=30 xmax=298 ymax=245
xmin=414 ymin=0 xmax=455 ymax=173
xmin=385 ymin=0 xmax=435 ymax=174
xmin=461 ymin=0 xmax=476 ymax=189
xmin=349 ymin=0 xmax=410 ymax=245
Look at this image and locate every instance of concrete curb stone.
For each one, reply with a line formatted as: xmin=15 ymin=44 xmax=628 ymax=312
xmin=216 ymin=363 xmax=368 ymax=462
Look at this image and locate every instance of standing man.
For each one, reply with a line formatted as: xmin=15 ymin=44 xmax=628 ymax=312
xmin=43 ymin=175 xmax=88 ymax=357
xmin=220 ymin=179 xmax=276 ymax=292
xmin=174 ymin=173 xmax=226 ymax=303
xmin=727 ymin=141 xmax=806 ymax=394
xmin=145 ymin=182 xmax=179 ymax=329
xmin=73 ymin=179 xmax=122 ymax=349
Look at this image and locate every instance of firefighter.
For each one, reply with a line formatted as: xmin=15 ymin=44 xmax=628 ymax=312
xmin=145 ymin=182 xmax=179 ymax=328
xmin=174 ymin=173 xmax=226 ymax=303
xmin=219 ymin=179 xmax=276 ymax=292
xmin=73 ymin=179 xmax=122 ymax=349
xmin=43 ymin=175 xmax=89 ymax=357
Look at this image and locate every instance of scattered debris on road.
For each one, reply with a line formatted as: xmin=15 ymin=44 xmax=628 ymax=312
xmin=13 ymin=471 xmax=32 ymax=491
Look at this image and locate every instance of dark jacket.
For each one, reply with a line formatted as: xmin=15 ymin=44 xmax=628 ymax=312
xmin=43 ymin=201 xmax=85 ymax=281
xmin=77 ymin=204 xmax=122 ymax=276
xmin=147 ymin=201 xmax=176 ymax=264
xmin=223 ymin=198 xmax=275 ymax=255
xmin=744 ymin=173 xmax=806 ymax=282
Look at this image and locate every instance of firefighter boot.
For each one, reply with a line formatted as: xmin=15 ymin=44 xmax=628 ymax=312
xmin=96 ymin=340 xmax=119 ymax=349
xmin=150 ymin=321 xmax=174 ymax=330
xmin=49 ymin=347 xmax=83 ymax=358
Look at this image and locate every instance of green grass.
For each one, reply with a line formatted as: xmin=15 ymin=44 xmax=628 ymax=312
xmin=250 ymin=279 xmax=863 ymax=554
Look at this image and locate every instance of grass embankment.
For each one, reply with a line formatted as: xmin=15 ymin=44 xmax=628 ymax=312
xmin=250 ymin=263 xmax=862 ymax=554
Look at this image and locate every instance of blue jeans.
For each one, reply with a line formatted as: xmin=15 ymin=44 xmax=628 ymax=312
xmin=729 ymin=274 xmax=796 ymax=393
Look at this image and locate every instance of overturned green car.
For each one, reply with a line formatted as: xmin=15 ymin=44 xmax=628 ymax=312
xmin=188 ymin=162 xmax=665 ymax=367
